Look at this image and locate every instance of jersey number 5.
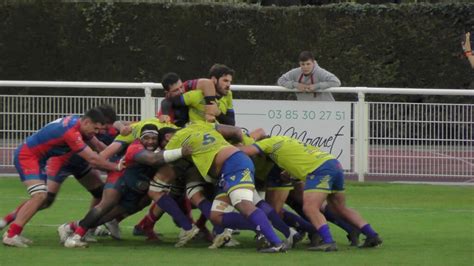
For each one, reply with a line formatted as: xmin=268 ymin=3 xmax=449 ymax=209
xmin=202 ymin=133 xmax=216 ymax=145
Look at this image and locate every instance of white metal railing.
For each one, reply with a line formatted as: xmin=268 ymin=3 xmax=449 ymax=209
xmin=1 ymin=80 xmax=473 ymax=181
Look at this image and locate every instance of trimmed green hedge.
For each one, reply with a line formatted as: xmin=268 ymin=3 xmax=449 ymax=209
xmin=0 ymin=2 xmax=472 ymax=101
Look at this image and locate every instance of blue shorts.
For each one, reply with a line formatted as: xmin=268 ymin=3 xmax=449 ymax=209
xmin=14 ymin=144 xmax=47 ymax=182
xmin=304 ymin=159 xmax=345 ymax=193
xmin=112 ymin=173 xmax=150 ymax=213
xmin=216 ymin=151 xmax=255 ymax=197
xmin=265 ymin=164 xmax=294 ymax=191
xmin=47 ymin=154 xmax=91 ymax=184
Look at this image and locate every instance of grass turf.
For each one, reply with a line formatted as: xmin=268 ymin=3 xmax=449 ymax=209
xmin=0 ymin=177 xmax=472 ymax=266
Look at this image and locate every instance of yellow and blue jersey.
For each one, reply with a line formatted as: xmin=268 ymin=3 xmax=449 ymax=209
xmin=165 ymin=121 xmax=232 ymax=178
xmin=181 ymin=90 xmax=233 ymax=123
xmin=254 ymin=136 xmax=335 ymax=181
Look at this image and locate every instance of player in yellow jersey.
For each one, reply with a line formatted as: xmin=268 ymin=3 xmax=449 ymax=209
xmin=162 ymin=64 xmax=236 ymax=125
xmin=239 ymin=136 xmax=382 ymax=251
xmin=159 ymin=122 xmax=287 ymax=253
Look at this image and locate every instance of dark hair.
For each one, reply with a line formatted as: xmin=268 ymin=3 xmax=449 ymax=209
xmin=208 ymin=64 xmax=235 ymax=79
xmin=141 ymin=123 xmax=159 ymax=135
xmin=161 ymin=72 xmax=181 ymax=92
xmin=97 ymin=104 xmax=117 ymax=124
xmin=298 ymin=51 xmax=314 ymax=62
xmin=158 ymin=127 xmax=178 ymax=144
xmin=84 ymin=108 xmax=107 ymax=124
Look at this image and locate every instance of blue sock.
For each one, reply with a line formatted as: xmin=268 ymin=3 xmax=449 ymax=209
xmin=317 ymin=224 xmax=334 ymax=244
xmin=282 ymin=209 xmax=318 ymax=235
xmin=198 ymin=199 xmax=225 ymax=233
xmin=361 ymin=224 xmax=377 ymax=238
xmin=221 ymin=212 xmax=255 ymax=231
xmin=323 ymin=206 xmax=355 ymax=234
xmin=257 ymin=201 xmax=291 ymax=238
xmin=248 ymin=208 xmax=282 ymax=246
xmin=197 ymin=200 xmax=211 ymax=219
xmin=157 ymin=195 xmax=192 ymax=231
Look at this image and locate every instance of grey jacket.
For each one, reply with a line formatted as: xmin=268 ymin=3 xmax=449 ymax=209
xmin=277 ymin=64 xmax=341 ymax=101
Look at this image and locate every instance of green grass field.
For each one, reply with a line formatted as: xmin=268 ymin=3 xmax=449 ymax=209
xmin=0 ymin=177 xmax=473 ymax=266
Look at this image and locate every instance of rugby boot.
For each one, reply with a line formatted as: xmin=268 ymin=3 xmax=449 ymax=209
xmin=57 ymin=223 xmax=73 ymax=244
xmin=285 ymin=227 xmax=304 ymax=248
xmin=105 ymin=219 xmax=121 ymax=240
xmin=258 ymin=242 xmax=288 ymax=253
xmin=83 ymin=230 xmax=98 ymax=243
xmin=307 ymin=241 xmax=338 ymax=252
xmin=64 ymin=234 xmax=88 ymax=248
xmin=308 ymin=232 xmax=324 ymax=247
xmin=175 ymin=224 xmax=199 ymax=247
xmin=94 ymin=225 xmax=110 ymax=237
xmin=208 ymin=228 xmax=232 ymax=249
xmin=359 ymin=235 xmax=383 ymax=248
xmin=3 ymin=233 xmax=28 ymax=248
xmin=224 ymin=237 xmax=241 ymax=247
xmin=17 ymin=234 xmax=33 ymax=245
xmin=347 ymin=229 xmax=361 ymax=246
xmin=255 ymin=233 xmax=271 ymax=250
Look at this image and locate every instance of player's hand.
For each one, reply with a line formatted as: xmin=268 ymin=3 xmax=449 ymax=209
xmin=120 ymin=126 xmax=132 ymax=136
xmin=116 ymin=157 xmax=126 ymax=171
xmin=181 ymin=145 xmax=193 ymax=157
xmin=205 ymin=103 xmax=220 ymax=115
xmin=280 ymin=170 xmax=291 ymax=183
xmin=158 ymin=115 xmax=171 ymax=123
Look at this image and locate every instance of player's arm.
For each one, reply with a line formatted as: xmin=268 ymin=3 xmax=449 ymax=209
xmin=216 ymin=124 xmax=243 ymax=143
xmin=158 ymin=98 xmax=173 ymax=123
xmin=87 ymin=136 xmax=107 ymax=152
xmin=100 ymin=141 xmax=126 ymax=160
xmin=196 ymin=79 xmax=220 ymax=121
xmin=167 ymin=94 xmax=187 ymax=108
xmin=238 ymin=144 xmax=261 ymax=157
xmin=77 ymin=146 xmax=121 ymax=172
xmin=196 ymin=78 xmax=216 ymax=97
xmin=216 ymin=109 xmax=235 ymax=126
xmin=113 ymin=120 xmax=133 ymax=136
xmin=249 ymin=128 xmax=266 ymax=141
xmin=133 ymin=145 xmax=192 ymax=166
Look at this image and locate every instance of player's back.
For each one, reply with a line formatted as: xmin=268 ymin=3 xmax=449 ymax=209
xmin=255 ymin=136 xmax=335 ymax=180
xmin=166 ymin=122 xmax=231 ymax=178
xmin=25 ymin=116 xmax=82 ymax=158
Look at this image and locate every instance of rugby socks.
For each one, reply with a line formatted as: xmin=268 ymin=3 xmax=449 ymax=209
xmin=323 ymin=205 xmax=355 ymax=234
xmin=3 ymin=201 xmax=27 ymax=225
xmin=317 ymin=224 xmax=334 ymax=244
xmin=196 ymin=200 xmax=215 ymax=241
xmin=282 ymin=209 xmax=318 ymax=235
xmin=197 ymin=200 xmax=211 ymax=219
xmin=69 ymin=221 xmax=78 ymax=231
xmin=136 ymin=204 xmax=159 ymax=229
xmin=157 ymin=195 xmax=192 ymax=231
xmin=221 ymin=212 xmax=255 ymax=231
xmin=360 ymin=224 xmax=378 ymax=238
xmin=181 ymin=197 xmax=194 ymax=223
xmin=7 ymin=223 xmax=23 ymax=238
xmin=74 ymin=226 xmax=88 ymax=237
xmin=248 ymin=208 xmax=282 ymax=245
xmin=256 ymin=201 xmax=290 ymax=238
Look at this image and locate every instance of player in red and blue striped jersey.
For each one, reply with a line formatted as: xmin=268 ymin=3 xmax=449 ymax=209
xmin=1 ymin=108 xmax=122 ymax=248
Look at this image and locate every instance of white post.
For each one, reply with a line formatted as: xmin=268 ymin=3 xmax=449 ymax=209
xmin=355 ymin=90 xmax=369 ymax=182
xmin=141 ymin=87 xmax=153 ymax=120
